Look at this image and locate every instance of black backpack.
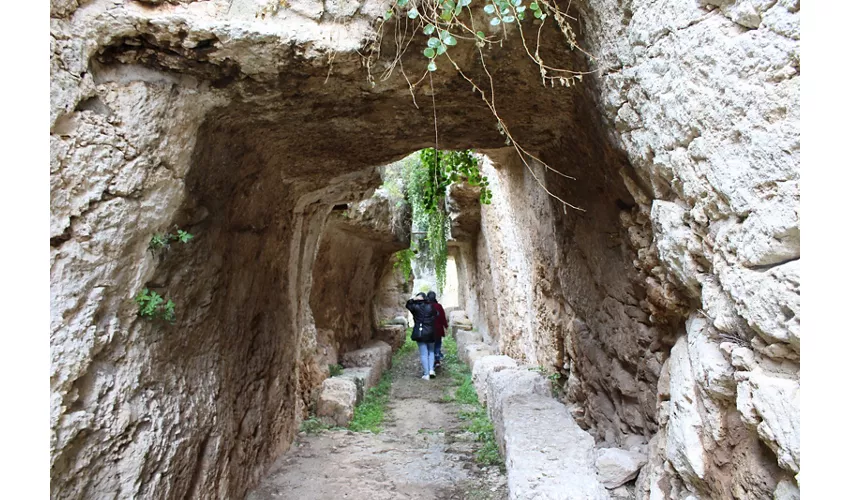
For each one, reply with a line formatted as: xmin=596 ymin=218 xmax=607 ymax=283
xmin=408 ymin=301 xmax=436 ymax=342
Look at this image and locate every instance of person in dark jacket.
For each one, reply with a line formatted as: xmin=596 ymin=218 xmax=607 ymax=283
xmin=406 ymin=292 xmax=437 ymax=379
xmin=427 ymin=291 xmax=449 ymax=368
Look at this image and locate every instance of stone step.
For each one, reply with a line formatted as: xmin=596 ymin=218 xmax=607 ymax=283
xmin=316 ymin=339 xmax=393 ymax=427
xmin=456 ymin=328 xmax=483 ymax=358
xmin=341 ymin=340 xmax=392 ymax=373
xmin=373 ymin=325 xmax=406 ymax=352
xmin=338 ymin=365 xmax=381 ymax=404
xmin=470 ymin=354 xmax=611 ymax=499
xmin=471 ymin=355 xmax=517 ymax=404
xmin=462 ymin=342 xmax=495 ymax=368
xmin=448 ymin=310 xmax=473 ymax=337
xmin=484 ymin=368 xmax=551 ymax=455
xmin=502 ymin=394 xmax=610 ymax=500
xmin=316 ymin=378 xmax=357 ymax=427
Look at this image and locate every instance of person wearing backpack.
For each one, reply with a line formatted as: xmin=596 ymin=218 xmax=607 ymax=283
xmin=406 ymin=292 xmax=437 ymax=379
xmin=427 ymin=291 xmax=449 ymax=368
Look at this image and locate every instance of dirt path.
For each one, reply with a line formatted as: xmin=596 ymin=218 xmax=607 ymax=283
xmin=247 ymin=345 xmax=508 ymax=500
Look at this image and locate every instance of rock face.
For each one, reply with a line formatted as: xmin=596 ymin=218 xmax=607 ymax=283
xmin=451 ymin=1 xmax=799 ymax=497
xmin=50 ymin=0 xmax=798 ymax=499
xmin=596 ymin=448 xmax=648 ymax=489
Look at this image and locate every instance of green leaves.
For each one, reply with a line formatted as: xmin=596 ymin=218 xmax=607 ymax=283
xmin=149 ymin=227 xmax=194 ymax=253
xmin=483 ymin=4 xmax=495 ymax=14
xmin=490 ymin=17 xmax=501 ymax=25
xmin=408 ymin=7 xmax=419 ymax=18
xmin=441 ymin=30 xmax=457 ymax=46
xmin=176 ymin=230 xmax=193 ymax=243
xmin=529 ymin=1 xmax=546 ymax=19
xmin=422 ymin=29 xmax=458 ymax=69
xmin=149 ymin=233 xmax=169 ymax=251
xmin=393 ymin=247 xmax=416 ymax=281
xmin=135 ymin=288 xmax=177 ymax=324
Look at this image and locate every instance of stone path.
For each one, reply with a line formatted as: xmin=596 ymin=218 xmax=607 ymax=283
xmin=247 ymin=345 xmax=508 ymax=500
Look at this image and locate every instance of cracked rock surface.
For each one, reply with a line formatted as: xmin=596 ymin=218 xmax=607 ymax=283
xmin=51 ymin=0 xmax=798 ymax=498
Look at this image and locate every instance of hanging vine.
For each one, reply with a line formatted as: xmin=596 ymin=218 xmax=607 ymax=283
xmin=366 ymin=0 xmax=591 ymax=212
xmin=257 ymin=0 xmax=593 ymax=212
xmin=403 ymin=148 xmax=491 ymax=293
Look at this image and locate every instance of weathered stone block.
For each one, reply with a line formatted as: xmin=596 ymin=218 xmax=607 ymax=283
xmin=471 ymin=355 xmax=517 ymax=404
xmin=338 ymin=365 xmax=380 ymax=404
xmin=316 ymin=378 xmax=357 ymax=427
xmin=456 ymin=328 xmax=483 ymax=358
xmin=503 ymin=394 xmax=609 ymax=500
xmin=341 ymin=340 xmax=392 ymax=373
xmin=463 ymin=343 xmax=495 ymax=368
xmin=485 ymin=368 xmax=550 ymax=453
xmin=595 ymin=448 xmax=648 ymax=489
xmin=373 ymin=325 xmax=406 ymax=352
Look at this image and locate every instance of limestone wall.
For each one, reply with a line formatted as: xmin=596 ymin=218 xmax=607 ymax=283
xmin=456 ymin=1 xmax=799 ymax=497
xmin=587 ymin=0 xmax=800 ymax=497
xmin=50 ymin=0 xmax=799 ymax=498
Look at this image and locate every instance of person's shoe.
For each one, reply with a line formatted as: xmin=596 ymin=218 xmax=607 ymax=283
xmin=422 ymin=375 xmax=430 ymax=380
xmin=434 ymin=361 xmax=441 ymax=368
xmin=429 ymin=370 xmax=436 ymax=378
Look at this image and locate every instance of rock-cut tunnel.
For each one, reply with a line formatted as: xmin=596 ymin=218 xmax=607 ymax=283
xmin=50 ymin=1 xmax=801 ymax=499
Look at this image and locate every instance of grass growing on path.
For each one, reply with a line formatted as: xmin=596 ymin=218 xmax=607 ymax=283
xmin=348 ymin=330 xmax=417 ymax=433
xmin=348 ymin=372 xmax=392 ymax=432
xmin=440 ymin=335 xmax=504 ymax=469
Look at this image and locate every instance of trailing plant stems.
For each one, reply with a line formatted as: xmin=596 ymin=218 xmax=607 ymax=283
xmin=443 ymin=50 xmax=586 ymax=211
xmin=379 ymin=0 xmax=589 ymax=212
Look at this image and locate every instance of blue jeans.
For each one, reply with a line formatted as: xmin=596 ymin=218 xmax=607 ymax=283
xmin=417 ymin=341 xmax=435 ymax=376
xmin=435 ymin=338 xmax=443 ymax=361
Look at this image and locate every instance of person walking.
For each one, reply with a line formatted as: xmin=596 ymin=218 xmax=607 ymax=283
xmin=406 ymin=292 xmax=438 ymax=380
xmin=427 ymin=291 xmax=449 ymax=368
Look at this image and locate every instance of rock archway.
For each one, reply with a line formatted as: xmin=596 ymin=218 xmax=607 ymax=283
xmin=51 ymin=1 xmax=799 ymax=498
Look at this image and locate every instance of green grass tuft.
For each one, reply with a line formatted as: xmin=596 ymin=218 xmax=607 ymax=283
xmin=440 ymin=333 xmax=505 ymax=469
xmin=398 ymin=328 xmax=417 ymax=356
xmin=299 ymin=416 xmax=331 ymax=434
xmin=455 ymin=375 xmax=479 ymax=405
xmin=348 ymin=329 xmax=416 ymax=433
xmin=348 ymin=371 xmax=392 ymax=433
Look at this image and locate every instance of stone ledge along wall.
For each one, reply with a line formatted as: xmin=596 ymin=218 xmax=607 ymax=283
xmin=50 ymin=0 xmax=798 ymax=498
xmin=451 ymin=1 xmax=800 ymax=499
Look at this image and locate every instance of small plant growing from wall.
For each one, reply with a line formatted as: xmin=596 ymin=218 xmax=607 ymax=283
xmin=148 ymin=227 xmax=194 ymax=254
xmin=135 ymin=288 xmax=177 ymax=324
xmin=329 ymin=364 xmax=344 ymax=377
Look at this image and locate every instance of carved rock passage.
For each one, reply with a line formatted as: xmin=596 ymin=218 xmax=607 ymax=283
xmin=50 ymin=0 xmax=798 ymax=499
